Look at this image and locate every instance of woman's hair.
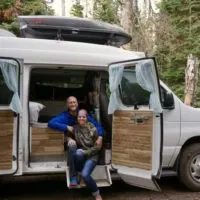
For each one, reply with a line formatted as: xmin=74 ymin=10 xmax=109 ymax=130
xmin=77 ymin=109 xmax=88 ymax=117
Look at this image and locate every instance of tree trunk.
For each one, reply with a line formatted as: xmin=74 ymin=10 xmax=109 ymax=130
xmin=61 ymin=0 xmax=65 ymax=16
xmin=120 ymin=0 xmax=134 ymax=50
xmin=184 ymin=54 xmax=199 ymax=106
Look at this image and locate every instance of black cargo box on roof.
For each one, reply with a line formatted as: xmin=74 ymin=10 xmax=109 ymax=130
xmin=18 ymin=16 xmax=131 ymax=47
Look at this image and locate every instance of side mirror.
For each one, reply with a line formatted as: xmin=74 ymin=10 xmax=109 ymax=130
xmin=162 ymin=92 xmax=175 ymax=109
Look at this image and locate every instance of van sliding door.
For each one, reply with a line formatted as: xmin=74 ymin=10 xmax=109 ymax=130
xmin=0 ymin=58 xmax=21 ymax=175
xmin=108 ymin=58 xmax=163 ymax=191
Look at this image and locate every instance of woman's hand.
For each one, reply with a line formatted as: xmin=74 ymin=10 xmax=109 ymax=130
xmin=96 ymin=136 xmax=103 ymax=148
xmin=68 ymin=138 xmax=76 ymax=146
xmin=67 ymin=125 xmax=73 ymax=132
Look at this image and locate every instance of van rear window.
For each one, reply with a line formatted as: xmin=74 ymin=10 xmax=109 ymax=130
xmin=30 ymin=69 xmax=86 ymax=101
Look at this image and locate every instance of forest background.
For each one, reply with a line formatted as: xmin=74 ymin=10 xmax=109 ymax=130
xmin=1 ymin=0 xmax=200 ymax=106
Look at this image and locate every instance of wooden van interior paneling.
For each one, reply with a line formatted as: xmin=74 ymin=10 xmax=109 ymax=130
xmin=31 ymin=127 xmax=64 ymax=157
xmin=112 ymin=110 xmax=153 ymax=170
xmin=0 ymin=110 xmax=13 ymax=170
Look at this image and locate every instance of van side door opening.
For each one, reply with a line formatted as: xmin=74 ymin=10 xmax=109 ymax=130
xmin=109 ymin=58 xmax=163 ymax=191
xmin=28 ymin=67 xmax=112 ymax=187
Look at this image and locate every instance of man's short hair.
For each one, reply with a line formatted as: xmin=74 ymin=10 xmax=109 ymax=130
xmin=66 ymin=96 xmax=77 ymax=103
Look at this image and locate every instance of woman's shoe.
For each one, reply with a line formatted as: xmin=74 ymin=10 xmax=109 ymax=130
xmin=69 ymin=176 xmax=78 ymax=187
xmin=95 ymin=194 xmax=102 ymax=200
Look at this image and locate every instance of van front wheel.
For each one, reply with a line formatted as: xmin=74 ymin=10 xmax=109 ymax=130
xmin=179 ymin=143 xmax=200 ymax=191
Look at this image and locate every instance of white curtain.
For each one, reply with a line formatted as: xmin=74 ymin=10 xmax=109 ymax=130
xmin=136 ymin=59 xmax=162 ymax=113
xmin=0 ymin=59 xmax=21 ymax=113
xmin=108 ymin=64 xmax=124 ymax=114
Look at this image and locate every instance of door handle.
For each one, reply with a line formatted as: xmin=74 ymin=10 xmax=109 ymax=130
xmin=130 ymin=115 xmax=146 ymax=124
xmin=136 ymin=118 xmax=144 ymax=123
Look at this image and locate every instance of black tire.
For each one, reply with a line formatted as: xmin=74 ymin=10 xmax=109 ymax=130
xmin=179 ymin=143 xmax=200 ymax=191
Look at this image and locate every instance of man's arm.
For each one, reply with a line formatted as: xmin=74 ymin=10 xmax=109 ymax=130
xmin=87 ymin=115 xmax=104 ymax=137
xmin=48 ymin=112 xmax=68 ymax=132
xmin=88 ymin=115 xmax=104 ymax=146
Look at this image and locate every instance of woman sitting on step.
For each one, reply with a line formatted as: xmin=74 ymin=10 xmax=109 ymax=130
xmin=65 ymin=109 xmax=103 ymax=200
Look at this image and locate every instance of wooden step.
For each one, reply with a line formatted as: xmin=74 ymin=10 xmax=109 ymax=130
xmin=66 ymin=165 xmax=112 ymax=189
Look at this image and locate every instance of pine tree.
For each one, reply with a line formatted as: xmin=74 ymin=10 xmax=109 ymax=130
xmin=93 ymin=0 xmax=119 ymax=24
xmin=156 ymin=0 xmax=200 ymax=106
xmin=0 ymin=0 xmax=54 ymax=36
xmin=70 ymin=0 xmax=84 ymax=18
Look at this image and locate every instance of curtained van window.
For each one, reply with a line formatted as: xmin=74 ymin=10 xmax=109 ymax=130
xmin=0 ymin=59 xmax=21 ymax=113
xmin=120 ymin=69 xmax=150 ymax=106
xmin=0 ymin=70 xmax=13 ymax=105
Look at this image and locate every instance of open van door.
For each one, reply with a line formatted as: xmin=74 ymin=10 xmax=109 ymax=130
xmin=0 ymin=58 xmax=21 ymax=175
xmin=109 ymin=58 xmax=163 ymax=191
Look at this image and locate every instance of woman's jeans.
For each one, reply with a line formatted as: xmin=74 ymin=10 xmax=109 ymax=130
xmin=67 ymin=144 xmax=99 ymax=196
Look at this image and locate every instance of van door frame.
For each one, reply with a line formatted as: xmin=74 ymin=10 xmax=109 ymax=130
xmin=24 ymin=65 xmax=107 ymax=173
xmin=108 ymin=57 xmax=163 ymax=190
xmin=0 ymin=57 xmax=23 ymax=176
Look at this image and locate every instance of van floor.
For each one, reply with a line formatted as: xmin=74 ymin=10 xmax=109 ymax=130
xmin=30 ymin=155 xmax=65 ymax=162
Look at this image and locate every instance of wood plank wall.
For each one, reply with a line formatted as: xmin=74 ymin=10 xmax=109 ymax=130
xmin=31 ymin=127 xmax=64 ymax=156
xmin=112 ymin=110 xmax=153 ymax=170
xmin=0 ymin=110 xmax=13 ymax=170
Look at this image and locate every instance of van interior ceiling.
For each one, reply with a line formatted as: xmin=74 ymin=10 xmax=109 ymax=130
xmin=28 ymin=68 xmax=111 ymax=164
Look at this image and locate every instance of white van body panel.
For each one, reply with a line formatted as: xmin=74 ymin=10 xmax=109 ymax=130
xmin=160 ymin=81 xmax=200 ymax=167
xmin=167 ymin=102 xmax=200 ymax=167
xmin=179 ymin=104 xmax=200 ymax=143
xmin=159 ymin=81 xmax=181 ymax=167
xmin=0 ymin=37 xmax=145 ymax=66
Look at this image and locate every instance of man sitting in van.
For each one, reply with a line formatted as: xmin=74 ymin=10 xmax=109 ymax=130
xmin=48 ymin=96 xmax=103 ymax=184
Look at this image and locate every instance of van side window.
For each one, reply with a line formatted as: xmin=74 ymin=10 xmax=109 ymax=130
xmin=160 ymin=86 xmax=174 ymax=109
xmin=160 ymin=86 xmax=165 ymax=106
xmin=120 ymin=69 xmax=150 ymax=106
xmin=0 ymin=70 xmax=13 ymax=105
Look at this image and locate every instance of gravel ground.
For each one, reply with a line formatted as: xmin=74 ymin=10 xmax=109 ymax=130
xmin=0 ymin=175 xmax=200 ymax=200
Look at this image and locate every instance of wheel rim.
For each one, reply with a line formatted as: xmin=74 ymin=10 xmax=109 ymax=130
xmin=190 ymin=155 xmax=200 ymax=182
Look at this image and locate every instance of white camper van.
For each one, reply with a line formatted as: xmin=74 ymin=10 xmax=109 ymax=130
xmin=1 ymin=17 xmax=200 ymax=192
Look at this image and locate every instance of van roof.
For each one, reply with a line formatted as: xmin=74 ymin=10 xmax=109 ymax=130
xmin=0 ymin=28 xmax=16 ymax=37
xmin=0 ymin=37 xmax=145 ymax=68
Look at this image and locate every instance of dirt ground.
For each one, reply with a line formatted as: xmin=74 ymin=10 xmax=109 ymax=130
xmin=1 ymin=175 xmax=200 ymax=200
